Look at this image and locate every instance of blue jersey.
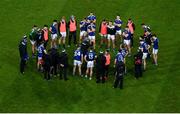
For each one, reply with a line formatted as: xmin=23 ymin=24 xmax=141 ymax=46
xmin=38 ymin=44 xmax=45 ymax=57
xmin=153 ymin=38 xmax=159 ymax=49
xmin=87 ymin=24 xmax=96 ymax=36
xmin=114 ymin=19 xmax=122 ymax=31
xmin=87 ymin=15 xmax=96 ymax=21
xmin=74 ymin=50 xmax=82 ymax=61
xmin=121 ymin=48 xmax=128 ymax=57
xmin=116 ymin=52 xmax=124 ymax=63
xmin=50 ymin=25 xmax=57 ymax=34
xmin=80 ymin=21 xmax=87 ymax=31
xmin=86 ymin=51 xmax=96 ymax=61
xmin=141 ymin=42 xmax=149 ymax=53
xmin=124 ymin=31 xmax=131 ymax=40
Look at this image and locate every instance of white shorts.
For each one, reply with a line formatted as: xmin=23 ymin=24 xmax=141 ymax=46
xmin=74 ymin=60 xmax=82 ymax=66
xmin=60 ymin=32 xmax=66 ymax=38
xmin=87 ymin=61 xmax=94 ymax=68
xmin=30 ymin=40 xmax=36 ymax=45
xmin=124 ymin=39 xmax=131 ymax=45
xmin=88 ymin=36 xmax=95 ymax=41
xmin=116 ymin=30 xmax=122 ymax=35
xmin=38 ymin=56 xmax=42 ymax=60
xmin=153 ymin=48 xmax=158 ymax=54
xmin=51 ymin=34 xmax=57 ymax=40
xmin=107 ymin=34 xmax=115 ymax=40
xmin=142 ymin=53 xmax=148 ymax=59
xmin=80 ymin=31 xmax=87 ymax=37
xmin=100 ymin=34 xmax=107 ymax=38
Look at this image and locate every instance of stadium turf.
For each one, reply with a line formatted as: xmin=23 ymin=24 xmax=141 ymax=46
xmin=0 ymin=0 xmax=179 ymax=112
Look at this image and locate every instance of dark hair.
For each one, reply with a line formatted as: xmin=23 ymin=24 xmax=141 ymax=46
xmin=128 ymin=18 xmax=132 ymax=21
xmin=53 ymin=20 xmax=57 ymax=22
xmin=152 ymin=34 xmax=156 ymax=37
xmin=44 ymin=25 xmax=48 ymax=27
xmin=139 ymin=35 xmax=144 ymax=38
xmin=106 ymin=49 xmax=110 ymax=52
xmin=33 ymin=25 xmax=37 ymax=27
xmin=118 ymin=49 xmax=122 ymax=52
xmin=90 ymin=47 xmax=94 ymax=50
xmin=141 ymin=23 xmax=145 ymax=26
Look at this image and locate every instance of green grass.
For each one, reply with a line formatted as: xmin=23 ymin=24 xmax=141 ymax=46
xmin=0 ymin=0 xmax=180 ymax=112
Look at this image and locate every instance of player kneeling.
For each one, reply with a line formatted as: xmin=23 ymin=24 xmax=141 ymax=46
xmin=73 ymin=47 xmax=83 ymax=76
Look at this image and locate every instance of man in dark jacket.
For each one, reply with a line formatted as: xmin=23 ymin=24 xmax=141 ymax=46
xmin=49 ymin=47 xmax=59 ymax=77
xmin=43 ymin=51 xmax=51 ymax=80
xmin=96 ymin=51 xmax=106 ymax=83
xmin=113 ymin=61 xmax=125 ymax=89
xmin=19 ymin=35 xmax=28 ymax=74
xmin=80 ymin=38 xmax=90 ymax=75
xmin=134 ymin=49 xmax=143 ymax=79
xmin=58 ymin=49 xmax=69 ymax=80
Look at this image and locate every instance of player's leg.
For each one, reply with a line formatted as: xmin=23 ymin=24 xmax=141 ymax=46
xmin=100 ymin=34 xmax=104 ymax=47
xmin=54 ymin=35 xmax=57 ymax=48
xmin=85 ymin=62 xmax=89 ymax=78
xmin=62 ymin=37 xmax=66 ymax=48
xmin=85 ymin=67 xmax=89 ymax=78
xmin=112 ymin=35 xmax=116 ymax=50
xmin=78 ymin=63 xmax=82 ymax=76
xmin=89 ymin=67 xmax=93 ymax=80
xmin=73 ymin=65 xmax=76 ymax=76
xmin=107 ymin=35 xmax=110 ymax=49
xmin=127 ymin=40 xmax=131 ymax=56
xmin=63 ymin=32 xmax=67 ymax=48
xmin=30 ymin=40 xmax=36 ymax=57
xmin=73 ymin=31 xmax=77 ymax=44
xmin=37 ymin=57 xmax=41 ymax=71
xmin=143 ymin=59 xmax=146 ymax=70
xmin=93 ymin=38 xmax=96 ymax=49
xmin=79 ymin=31 xmax=84 ymax=44
xmin=153 ymin=49 xmax=158 ymax=65
xmin=143 ymin=53 xmax=147 ymax=70
xmin=89 ymin=61 xmax=94 ymax=80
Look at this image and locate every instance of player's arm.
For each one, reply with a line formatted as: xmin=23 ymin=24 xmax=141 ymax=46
xmin=87 ymin=27 xmax=91 ymax=33
xmin=49 ymin=27 xmax=52 ymax=33
xmin=124 ymin=33 xmax=128 ymax=37
xmin=139 ymin=46 xmax=143 ymax=52
xmin=93 ymin=17 xmax=96 ymax=23
xmin=81 ymin=54 xmax=83 ymax=63
xmin=94 ymin=55 xmax=97 ymax=62
xmin=84 ymin=55 xmax=87 ymax=62
xmin=117 ymin=23 xmax=122 ymax=27
xmin=79 ymin=22 xmax=83 ymax=28
xmin=43 ymin=49 xmax=47 ymax=54
xmin=99 ymin=23 xmax=102 ymax=34
xmin=114 ymin=59 xmax=117 ymax=68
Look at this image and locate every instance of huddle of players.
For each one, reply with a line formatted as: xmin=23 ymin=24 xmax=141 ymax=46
xmin=21 ymin=12 xmax=159 ymax=89
xmin=139 ymin=24 xmax=159 ymax=71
